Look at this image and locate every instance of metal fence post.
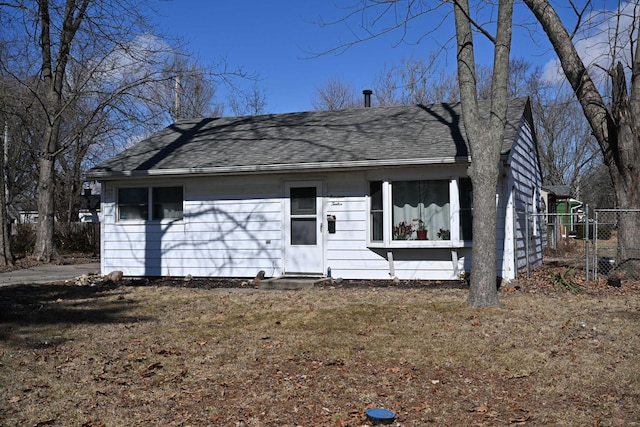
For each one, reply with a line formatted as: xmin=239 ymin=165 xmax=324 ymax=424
xmin=525 ymin=211 xmax=530 ymax=278
xmin=592 ymin=211 xmax=597 ymax=280
xmin=585 ymin=204 xmax=589 ymax=281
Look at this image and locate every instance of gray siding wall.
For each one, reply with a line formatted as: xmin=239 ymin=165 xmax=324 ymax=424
xmin=505 ymin=116 xmax=544 ymax=277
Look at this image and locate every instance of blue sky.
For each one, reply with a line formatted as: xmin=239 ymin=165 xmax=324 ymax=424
xmin=152 ymin=1 xmax=558 ymax=114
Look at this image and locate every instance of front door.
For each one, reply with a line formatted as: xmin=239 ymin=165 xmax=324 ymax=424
xmin=284 ymin=181 xmax=324 ymax=275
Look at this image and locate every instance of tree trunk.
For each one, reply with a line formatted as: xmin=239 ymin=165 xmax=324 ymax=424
xmin=0 ymin=123 xmax=14 ymax=266
xmin=33 ymin=152 xmax=57 ymax=262
xmin=468 ymin=151 xmax=502 ymax=307
xmin=454 ymin=0 xmax=513 ymax=307
xmin=524 ymin=0 xmax=640 ymax=262
xmin=31 ymin=0 xmax=86 ymax=262
xmin=33 ymin=110 xmax=60 ymax=261
xmin=610 ymin=61 xmax=640 ymax=261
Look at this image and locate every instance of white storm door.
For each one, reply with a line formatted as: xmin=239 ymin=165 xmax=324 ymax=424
xmin=284 ymin=182 xmax=324 ymax=275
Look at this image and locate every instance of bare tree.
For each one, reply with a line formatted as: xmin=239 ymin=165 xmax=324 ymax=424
xmin=312 ymin=78 xmax=359 ymax=111
xmin=158 ymin=54 xmax=223 ymax=121
xmin=524 ymin=0 xmax=640 ymax=261
xmin=227 ymin=82 xmax=267 ymax=116
xmin=0 ymin=92 xmax=41 ymax=222
xmin=372 ymin=66 xmax=399 ymax=106
xmin=0 ymin=0 xmax=158 ymax=260
xmin=579 ymin=164 xmax=616 ymax=209
xmin=372 ymin=55 xmax=459 ymax=106
xmin=529 ymin=78 xmax=600 ymax=192
xmin=0 ymin=68 xmax=43 ymax=263
xmin=0 ymin=0 xmax=231 ymax=261
xmin=397 ymin=55 xmax=432 ymax=104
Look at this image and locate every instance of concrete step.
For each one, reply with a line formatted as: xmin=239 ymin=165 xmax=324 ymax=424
xmin=257 ymin=277 xmax=330 ymax=290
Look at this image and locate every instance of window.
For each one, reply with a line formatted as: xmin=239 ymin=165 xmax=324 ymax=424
xmin=370 ymin=181 xmax=383 ymax=242
xmin=290 ymin=187 xmax=317 ymax=245
xmin=118 ymin=186 xmax=183 ymax=221
xmin=118 ymin=188 xmax=148 ymax=220
xmin=392 ymin=180 xmax=449 ymax=241
xmin=152 ymin=187 xmax=183 ymax=220
xmin=368 ymin=178 xmax=473 ymax=245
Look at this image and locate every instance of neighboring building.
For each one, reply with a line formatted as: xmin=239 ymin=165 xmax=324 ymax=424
xmin=79 ymin=183 xmax=102 ymax=223
xmin=541 ymin=185 xmax=583 ymax=247
xmin=87 ymin=97 xmax=543 ymax=280
xmin=10 ymin=201 xmax=38 ymax=224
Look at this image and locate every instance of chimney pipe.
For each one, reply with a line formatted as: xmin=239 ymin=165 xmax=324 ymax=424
xmin=362 ymin=89 xmax=372 ymax=108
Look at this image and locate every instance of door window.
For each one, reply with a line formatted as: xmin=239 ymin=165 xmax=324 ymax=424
xmin=290 ymin=187 xmax=317 ymax=245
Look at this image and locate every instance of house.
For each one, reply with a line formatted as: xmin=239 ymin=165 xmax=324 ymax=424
xmin=86 ymin=97 xmax=543 ymax=280
xmin=79 ymin=183 xmax=102 ymax=223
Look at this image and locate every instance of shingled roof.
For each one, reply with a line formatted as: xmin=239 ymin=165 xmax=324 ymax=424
xmin=87 ymin=97 xmax=530 ymax=179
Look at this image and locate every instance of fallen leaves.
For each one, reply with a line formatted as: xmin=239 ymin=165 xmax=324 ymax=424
xmin=141 ymin=362 xmax=163 ymax=378
xmin=2 ymin=271 xmax=639 ymax=426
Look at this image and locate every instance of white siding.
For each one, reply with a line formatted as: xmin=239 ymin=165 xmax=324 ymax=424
xmin=102 ymin=176 xmax=284 ymax=277
xmin=101 ymin=169 xmax=467 ymax=280
xmin=321 ymin=172 xmax=466 ymax=280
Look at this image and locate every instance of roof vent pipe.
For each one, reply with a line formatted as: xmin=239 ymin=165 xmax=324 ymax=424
xmin=363 ymin=89 xmax=372 ymax=108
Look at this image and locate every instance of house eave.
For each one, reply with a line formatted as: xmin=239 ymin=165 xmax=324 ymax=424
xmin=86 ymin=156 xmax=471 ymax=181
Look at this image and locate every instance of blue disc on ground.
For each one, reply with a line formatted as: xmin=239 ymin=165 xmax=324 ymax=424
xmin=365 ymin=407 xmax=396 ymax=424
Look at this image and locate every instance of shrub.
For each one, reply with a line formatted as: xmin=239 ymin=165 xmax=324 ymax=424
xmin=10 ymin=222 xmax=99 ymax=257
xmin=11 ymin=224 xmax=36 ymax=257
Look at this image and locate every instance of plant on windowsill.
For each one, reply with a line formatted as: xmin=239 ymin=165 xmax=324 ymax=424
xmin=415 ymin=219 xmax=428 ymax=240
xmin=437 ymin=228 xmax=450 ymax=240
xmin=393 ymin=221 xmax=414 ymax=240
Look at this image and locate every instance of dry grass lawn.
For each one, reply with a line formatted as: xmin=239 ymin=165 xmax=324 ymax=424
xmin=1 ymin=278 xmax=639 ymax=426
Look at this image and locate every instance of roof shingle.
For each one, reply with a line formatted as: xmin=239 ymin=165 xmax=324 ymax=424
xmin=87 ymin=97 xmax=529 ymax=178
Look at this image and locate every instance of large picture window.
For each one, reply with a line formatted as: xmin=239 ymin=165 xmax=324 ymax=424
xmin=392 ymin=180 xmax=450 ymax=241
xmin=118 ymin=186 xmax=183 ymax=221
xmin=368 ymin=178 xmax=472 ymax=245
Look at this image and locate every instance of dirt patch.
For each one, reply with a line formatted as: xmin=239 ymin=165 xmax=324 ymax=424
xmin=134 ymin=263 xmax=640 ymax=298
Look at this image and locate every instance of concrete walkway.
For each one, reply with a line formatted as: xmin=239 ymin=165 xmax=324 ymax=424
xmin=0 ymin=263 xmax=101 ymax=287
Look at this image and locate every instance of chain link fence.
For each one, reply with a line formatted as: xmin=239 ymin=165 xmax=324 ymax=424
xmin=592 ymin=210 xmax=640 ymax=282
xmin=530 ymin=208 xmax=640 ymax=283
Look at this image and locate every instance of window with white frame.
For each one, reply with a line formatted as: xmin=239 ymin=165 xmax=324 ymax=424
xmin=369 ymin=178 xmax=473 ymax=244
xmin=118 ymin=186 xmax=183 ymax=221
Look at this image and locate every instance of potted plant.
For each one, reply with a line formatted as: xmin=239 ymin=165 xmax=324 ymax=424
xmin=437 ymin=228 xmax=450 ymax=240
xmin=415 ymin=219 xmax=427 ymax=240
xmin=393 ymin=221 xmax=414 ymax=240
